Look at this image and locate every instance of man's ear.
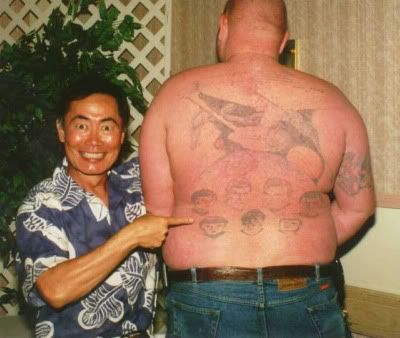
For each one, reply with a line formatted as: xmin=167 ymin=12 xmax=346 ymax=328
xmin=56 ymin=120 xmax=65 ymax=143
xmin=279 ymin=31 xmax=289 ymax=54
xmin=218 ymin=14 xmax=229 ymax=44
xmin=120 ymin=131 xmax=125 ymax=145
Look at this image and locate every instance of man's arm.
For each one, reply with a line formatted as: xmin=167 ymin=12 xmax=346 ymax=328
xmin=35 ymin=215 xmax=192 ymax=309
xmin=331 ymin=109 xmax=376 ymax=245
xmin=139 ymin=92 xmax=175 ymax=216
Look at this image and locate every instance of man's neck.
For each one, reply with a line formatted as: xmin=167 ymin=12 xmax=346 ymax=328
xmin=69 ymin=170 xmax=109 ymax=206
xmin=224 ymin=51 xmax=280 ymax=64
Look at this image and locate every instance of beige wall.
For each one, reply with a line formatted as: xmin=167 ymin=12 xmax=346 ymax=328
xmin=285 ymin=0 xmax=400 ymax=207
xmin=282 ymin=0 xmax=400 ymax=296
xmin=171 ymin=0 xmax=400 ymax=295
xmin=171 ymin=0 xmax=225 ymax=74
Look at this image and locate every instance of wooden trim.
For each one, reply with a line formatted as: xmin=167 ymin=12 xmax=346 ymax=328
xmin=345 ymin=285 xmax=400 ymax=337
xmin=376 ymin=192 xmax=400 ymax=209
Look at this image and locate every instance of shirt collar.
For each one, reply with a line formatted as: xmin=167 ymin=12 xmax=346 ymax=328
xmin=53 ymin=157 xmax=125 ymax=209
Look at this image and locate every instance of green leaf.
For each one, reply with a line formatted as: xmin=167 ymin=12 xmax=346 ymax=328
xmin=99 ymin=0 xmax=107 ymax=20
xmin=0 ymin=42 xmax=13 ymax=63
xmin=79 ymin=0 xmax=96 ymax=14
xmin=106 ymin=5 xmax=120 ymax=22
xmin=102 ymin=34 xmax=123 ymax=51
xmin=118 ymin=16 xmax=139 ymax=41
xmin=67 ymin=2 xmax=76 ymax=17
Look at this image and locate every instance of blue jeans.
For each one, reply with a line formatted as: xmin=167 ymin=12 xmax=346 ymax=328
xmin=165 ymin=274 xmax=350 ymax=338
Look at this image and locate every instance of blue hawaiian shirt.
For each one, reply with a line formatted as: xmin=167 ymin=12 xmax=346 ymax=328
xmin=16 ymin=157 xmax=157 ymax=338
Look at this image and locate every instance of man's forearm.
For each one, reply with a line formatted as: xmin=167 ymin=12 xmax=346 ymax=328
xmin=331 ymin=200 xmax=374 ymax=245
xmin=35 ymin=225 xmax=137 ymax=309
xmin=34 ymin=213 xmax=189 ymax=309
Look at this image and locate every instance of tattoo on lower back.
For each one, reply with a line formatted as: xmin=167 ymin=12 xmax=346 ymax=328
xmin=225 ymin=180 xmax=252 ymax=210
xmin=241 ymin=209 xmax=266 ymax=236
xmin=191 ymin=189 xmax=217 ymax=215
xmin=279 ymin=218 xmax=302 ymax=233
xmin=199 ymin=216 xmax=228 ymax=238
xmin=299 ymin=191 xmax=328 ymax=217
xmin=262 ymin=178 xmax=291 ymax=213
xmin=337 ymin=152 xmax=373 ymax=196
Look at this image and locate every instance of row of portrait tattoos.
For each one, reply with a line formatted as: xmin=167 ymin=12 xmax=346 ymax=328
xmin=187 ymin=89 xmax=373 ymax=239
xmin=192 ymin=187 xmax=324 ymax=237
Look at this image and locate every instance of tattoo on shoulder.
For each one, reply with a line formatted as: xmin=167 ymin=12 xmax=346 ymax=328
xmin=241 ymin=209 xmax=266 ymax=236
xmin=189 ymin=90 xmax=326 ymax=182
xmin=281 ymin=110 xmax=325 ymax=181
xmin=360 ymin=154 xmax=373 ymax=189
xmin=199 ymin=216 xmax=228 ymax=238
xmin=337 ymin=152 xmax=373 ymax=196
xmin=198 ymin=92 xmax=264 ymax=128
xmin=189 ymin=96 xmax=242 ymax=152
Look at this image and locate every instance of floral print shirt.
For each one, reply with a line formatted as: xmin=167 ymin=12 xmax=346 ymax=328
xmin=16 ymin=157 xmax=157 ymax=338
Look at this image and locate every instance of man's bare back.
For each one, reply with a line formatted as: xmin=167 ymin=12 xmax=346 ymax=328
xmin=140 ymin=2 xmax=375 ymax=336
xmin=140 ymin=58 xmax=373 ymax=269
xmin=139 ymin=0 xmax=374 ymax=271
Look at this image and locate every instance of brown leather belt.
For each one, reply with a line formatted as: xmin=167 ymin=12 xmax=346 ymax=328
xmin=167 ymin=265 xmax=335 ymax=282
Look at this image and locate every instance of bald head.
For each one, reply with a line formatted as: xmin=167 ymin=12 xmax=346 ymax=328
xmin=223 ymin=0 xmax=287 ymax=36
xmin=217 ymin=0 xmax=288 ymax=61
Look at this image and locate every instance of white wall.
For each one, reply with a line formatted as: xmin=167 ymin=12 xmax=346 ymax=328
xmin=341 ymin=208 xmax=400 ymax=295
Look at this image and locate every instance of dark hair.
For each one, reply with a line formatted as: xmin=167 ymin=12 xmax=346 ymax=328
xmin=241 ymin=209 xmax=266 ymax=225
xmin=191 ymin=189 xmax=217 ymax=203
xmin=56 ymin=73 xmax=130 ymax=128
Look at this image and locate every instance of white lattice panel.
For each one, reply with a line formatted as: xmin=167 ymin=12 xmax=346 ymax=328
xmin=0 ymin=0 xmax=171 ymax=147
xmin=0 ymin=0 xmax=171 ymax=316
xmin=0 ymin=222 xmax=17 ymax=316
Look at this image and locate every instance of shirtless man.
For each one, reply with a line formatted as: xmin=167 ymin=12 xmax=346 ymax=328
xmin=139 ymin=1 xmax=375 ymax=337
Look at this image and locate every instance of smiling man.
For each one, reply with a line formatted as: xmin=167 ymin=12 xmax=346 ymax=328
xmin=15 ymin=74 xmax=192 ymax=338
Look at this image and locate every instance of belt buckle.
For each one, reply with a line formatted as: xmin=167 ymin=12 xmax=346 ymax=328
xmin=277 ymin=277 xmax=308 ymax=291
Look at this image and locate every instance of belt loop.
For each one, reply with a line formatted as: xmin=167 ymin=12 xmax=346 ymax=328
xmin=190 ymin=267 xmax=197 ymax=283
xmin=257 ymin=268 xmax=263 ymax=284
xmin=315 ymin=264 xmax=320 ymax=281
xmin=162 ymin=263 xmax=168 ymax=288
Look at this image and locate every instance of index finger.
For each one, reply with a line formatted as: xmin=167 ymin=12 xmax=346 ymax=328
xmin=167 ymin=217 xmax=194 ymax=227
